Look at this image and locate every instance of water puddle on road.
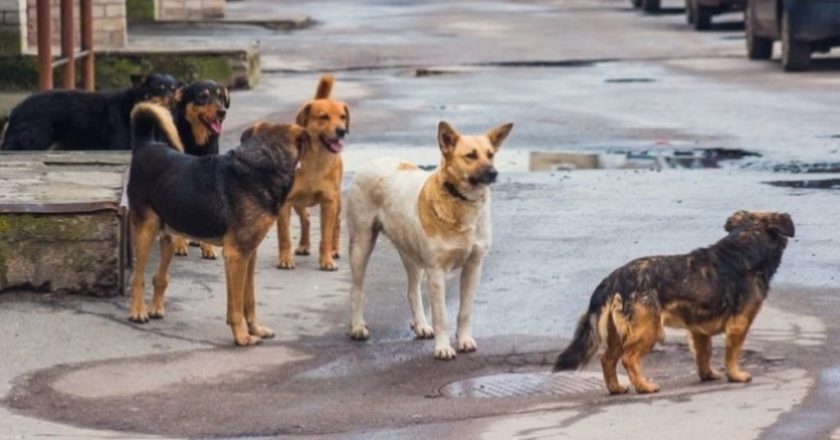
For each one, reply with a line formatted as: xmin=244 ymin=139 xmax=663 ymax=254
xmin=530 ymin=147 xmax=760 ymax=171
xmin=766 ymin=179 xmax=840 ymax=190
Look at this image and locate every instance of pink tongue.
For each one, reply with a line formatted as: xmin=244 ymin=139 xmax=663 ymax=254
xmin=210 ymin=120 xmax=223 ymax=135
xmin=330 ymin=140 xmax=344 ymax=152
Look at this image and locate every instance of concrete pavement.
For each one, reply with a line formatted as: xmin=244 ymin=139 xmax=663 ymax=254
xmin=3 ymin=0 xmax=840 ymax=438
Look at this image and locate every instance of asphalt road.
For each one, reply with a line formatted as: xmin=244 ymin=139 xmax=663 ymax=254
xmin=3 ymin=0 xmax=840 ymax=439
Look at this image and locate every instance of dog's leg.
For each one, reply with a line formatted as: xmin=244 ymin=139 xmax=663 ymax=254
xmin=620 ymin=301 xmax=661 ymax=393
xmin=428 ymin=268 xmax=456 ymax=360
xmin=244 ymin=252 xmax=275 ymax=339
xmin=601 ymin=317 xmax=629 ymax=394
xmin=149 ymin=234 xmax=175 ymax=319
xmin=128 ymin=215 xmax=159 ymax=323
xmin=349 ymin=223 xmax=378 ymax=340
xmin=455 ymin=254 xmax=483 ymax=353
xmin=172 ymin=235 xmax=189 ymax=257
xmin=200 ymin=242 xmax=217 ymax=260
xmin=319 ymin=198 xmax=340 ymax=271
xmin=277 ymin=203 xmax=296 ymax=269
xmin=399 ymin=252 xmax=432 ymax=339
xmin=332 ymin=197 xmax=341 ymax=259
xmin=690 ymin=331 xmax=721 ymax=381
xmin=294 ymin=205 xmax=311 ymax=256
xmin=724 ymin=302 xmax=761 ymax=383
xmin=224 ymin=246 xmax=261 ymax=346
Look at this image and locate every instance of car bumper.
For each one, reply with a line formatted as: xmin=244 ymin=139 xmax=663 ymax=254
xmin=787 ymin=0 xmax=840 ymax=42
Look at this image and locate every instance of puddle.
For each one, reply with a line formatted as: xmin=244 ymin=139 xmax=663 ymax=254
xmin=762 ymin=366 xmax=840 ymax=440
xmin=530 ymin=147 xmax=760 ymax=171
xmin=441 ymin=372 xmax=612 ymax=398
xmin=770 ymin=162 xmax=840 ymax=174
xmin=766 ymin=179 xmax=840 ymax=190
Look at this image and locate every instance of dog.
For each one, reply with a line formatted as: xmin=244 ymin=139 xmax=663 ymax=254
xmin=169 ymin=80 xmax=231 ymax=259
xmin=275 ymin=75 xmax=348 ymax=271
xmin=553 ymin=211 xmax=795 ymax=394
xmin=1 ymin=73 xmax=180 ymax=151
xmin=346 ymin=121 xmax=513 ymax=360
xmin=127 ymin=102 xmax=305 ymax=346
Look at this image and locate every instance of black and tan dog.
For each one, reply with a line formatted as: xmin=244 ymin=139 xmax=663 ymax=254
xmin=169 ymin=80 xmax=231 ymax=259
xmin=554 ymin=211 xmax=794 ymax=394
xmin=127 ymin=103 xmax=305 ymax=346
xmin=1 ymin=73 xmax=180 ymax=151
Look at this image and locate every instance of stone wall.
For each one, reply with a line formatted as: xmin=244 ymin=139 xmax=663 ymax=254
xmin=0 ymin=0 xmax=25 ymax=54
xmin=24 ymin=0 xmax=127 ymax=52
xmin=156 ymin=0 xmax=223 ymax=20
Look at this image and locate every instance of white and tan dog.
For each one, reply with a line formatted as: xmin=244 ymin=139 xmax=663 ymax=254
xmin=346 ymin=121 xmax=513 ymax=360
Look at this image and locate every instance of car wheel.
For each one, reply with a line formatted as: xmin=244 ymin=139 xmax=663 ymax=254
xmin=685 ymin=0 xmax=695 ymax=23
xmin=632 ymin=0 xmax=642 ymax=8
xmin=745 ymin=1 xmax=773 ymax=60
xmin=692 ymin=1 xmax=712 ymax=30
xmin=642 ymin=0 xmax=660 ymax=13
xmin=781 ymin=10 xmax=811 ymax=71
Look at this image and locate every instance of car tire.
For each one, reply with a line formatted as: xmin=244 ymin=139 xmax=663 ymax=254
xmin=692 ymin=1 xmax=712 ymax=30
xmin=642 ymin=0 xmax=660 ymax=13
xmin=781 ymin=10 xmax=811 ymax=71
xmin=632 ymin=0 xmax=642 ymax=8
xmin=745 ymin=2 xmax=773 ymax=60
xmin=685 ymin=0 xmax=695 ymax=23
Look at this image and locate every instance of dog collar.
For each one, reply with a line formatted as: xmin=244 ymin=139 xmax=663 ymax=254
xmin=444 ymin=181 xmax=473 ymax=203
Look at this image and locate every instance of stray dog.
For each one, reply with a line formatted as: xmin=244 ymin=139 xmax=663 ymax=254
xmin=1 ymin=73 xmax=180 ymax=151
xmin=127 ymin=102 xmax=305 ymax=346
xmin=554 ymin=211 xmax=794 ymax=394
xmin=170 ymin=80 xmax=231 ymax=259
xmin=346 ymin=121 xmax=513 ymax=359
xmin=275 ymin=75 xmax=348 ymax=271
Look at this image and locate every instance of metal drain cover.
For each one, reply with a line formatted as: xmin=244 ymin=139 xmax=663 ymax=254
xmin=441 ymin=372 xmax=617 ymax=398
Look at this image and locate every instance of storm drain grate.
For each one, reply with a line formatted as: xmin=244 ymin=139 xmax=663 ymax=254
xmin=440 ymin=372 xmax=618 ymax=398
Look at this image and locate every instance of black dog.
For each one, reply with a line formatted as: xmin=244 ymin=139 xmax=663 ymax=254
xmin=1 ymin=73 xmax=181 ymax=151
xmin=173 ymin=80 xmax=230 ymax=156
xmin=127 ymin=102 xmax=306 ymax=346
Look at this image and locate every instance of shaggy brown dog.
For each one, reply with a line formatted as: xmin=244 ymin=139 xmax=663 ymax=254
xmin=554 ymin=211 xmax=794 ymax=394
xmin=273 ymin=75 xmax=348 ymax=271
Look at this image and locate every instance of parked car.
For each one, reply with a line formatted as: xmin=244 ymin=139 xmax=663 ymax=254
xmin=745 ymin=0 xmax=840 ymax=71
xmin=685 ymin=0 xmax=745 ymax=30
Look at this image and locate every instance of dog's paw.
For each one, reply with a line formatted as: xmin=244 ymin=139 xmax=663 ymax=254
xmin=319 ymin=259 xmax=338 ymax=271
xmin=295 ymin=246 xmax=310 ymax=256
xmin=634 ymin=382 xmax=660 ymax=394
xmin=249 ymin=324 xmax=275 ymax=339
xmin=727 ymin=370 xmax=752 ymax=383
xmin=699 ymin=369 xmax=722 ymax=382
xmin=349 ymin=323 xmax=370 ymax=340
xmin=128 ymin=308 xmax=149 ymax=323
xmin=278 ymin=259 xmax=296 ymax=270
xmin=434 ymin=345 xmax=457 ymax=360
xmin=411 ymin=321 xmax=434 ymax=339
xmin=173 ymin=246 xmax=189 ymax=257
xmin=456 ymin=336 xmax=477 ymax=353
xmin=200 ymin=245 xmax=217 ymax=260
xmin=608 ymin=385 xmax=631 ymax=395
xmin=234 ymin=335 xmax=264 ymax=347
xmin=148 ymin=306 xmax=165 ymax=320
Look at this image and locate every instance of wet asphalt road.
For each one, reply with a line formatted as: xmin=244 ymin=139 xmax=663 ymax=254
xmin=3 ymin=0 xmax=840 ymax=438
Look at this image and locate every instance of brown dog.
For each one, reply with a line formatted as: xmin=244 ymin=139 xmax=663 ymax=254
xmin=275 ymin=75 xmax=349 ymax=271
xmin=554 ymin=211 xmax=794 ymax=394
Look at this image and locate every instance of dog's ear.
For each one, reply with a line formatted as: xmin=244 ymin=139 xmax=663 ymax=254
xmin=173 ymin=86 xmax=184 ymax=104
xmin=240 ymin=123 xmax=261 ymax=143
xmin=767 ymin=213 xmax=795 ymax=238
xmin=343 ymin=104 xmax=350 ymax=134
xmin=221 ymin=87 xmax=231 ymax=109
xmin=295 ymin=127 xmax=311 ymax=153
xmin=724 ymin=210 xmax=751 ymax=232
xmin=130 ymin=74 xmax=147 ymax=89
xmin=296 ymin=103 xmax=312 ymax=127
xmin=486 ymin=122 xmax=513 ymax=151
xmin=438 ymin=121 xmax=460 ymax=157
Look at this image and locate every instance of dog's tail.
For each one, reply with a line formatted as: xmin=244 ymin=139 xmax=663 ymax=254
xmin=130 ymin=102 xmax=184 ymax=152
xmin=315 ymin=75 xmax=334 ymax=100
xmin=553 ymin=280 xmax=612 ymax=372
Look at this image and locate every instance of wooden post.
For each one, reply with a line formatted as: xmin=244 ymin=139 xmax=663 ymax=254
xmin=36 ymin=0 xmax=52 ymax=91
xmin=60 ymin=0 xmax=75 ymax=89
xmin=80 ymin=0 xmax=94 ymax=90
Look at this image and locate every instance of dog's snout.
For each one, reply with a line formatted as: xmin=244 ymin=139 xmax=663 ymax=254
xmin=217 ymin=108 xmax=227 ymax=119
xmin=486 ymin=167 xmax=498 ymax=183
xmin=335 ymin=127 xmax=347 ymax=139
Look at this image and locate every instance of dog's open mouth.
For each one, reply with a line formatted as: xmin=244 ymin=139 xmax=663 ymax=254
xmin=199 ymin=114 xmax=224 ymax=136
xmin=320 ymin=136 xmax=344 ymax=154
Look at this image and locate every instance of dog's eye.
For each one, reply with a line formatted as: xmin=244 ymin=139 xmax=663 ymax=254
xmin=487 ymin=152 xmax=494 ymax=159
xmin=465 ymin=151 xmax=478 ymax=160
xmin=340 ymin=114 xmax=346 ymax=120
xmin=319 ymin=114 xmax=330 ymax=121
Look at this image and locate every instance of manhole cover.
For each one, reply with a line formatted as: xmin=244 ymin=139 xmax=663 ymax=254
xmin=441 ymin=372 xmax=619 ymax=398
